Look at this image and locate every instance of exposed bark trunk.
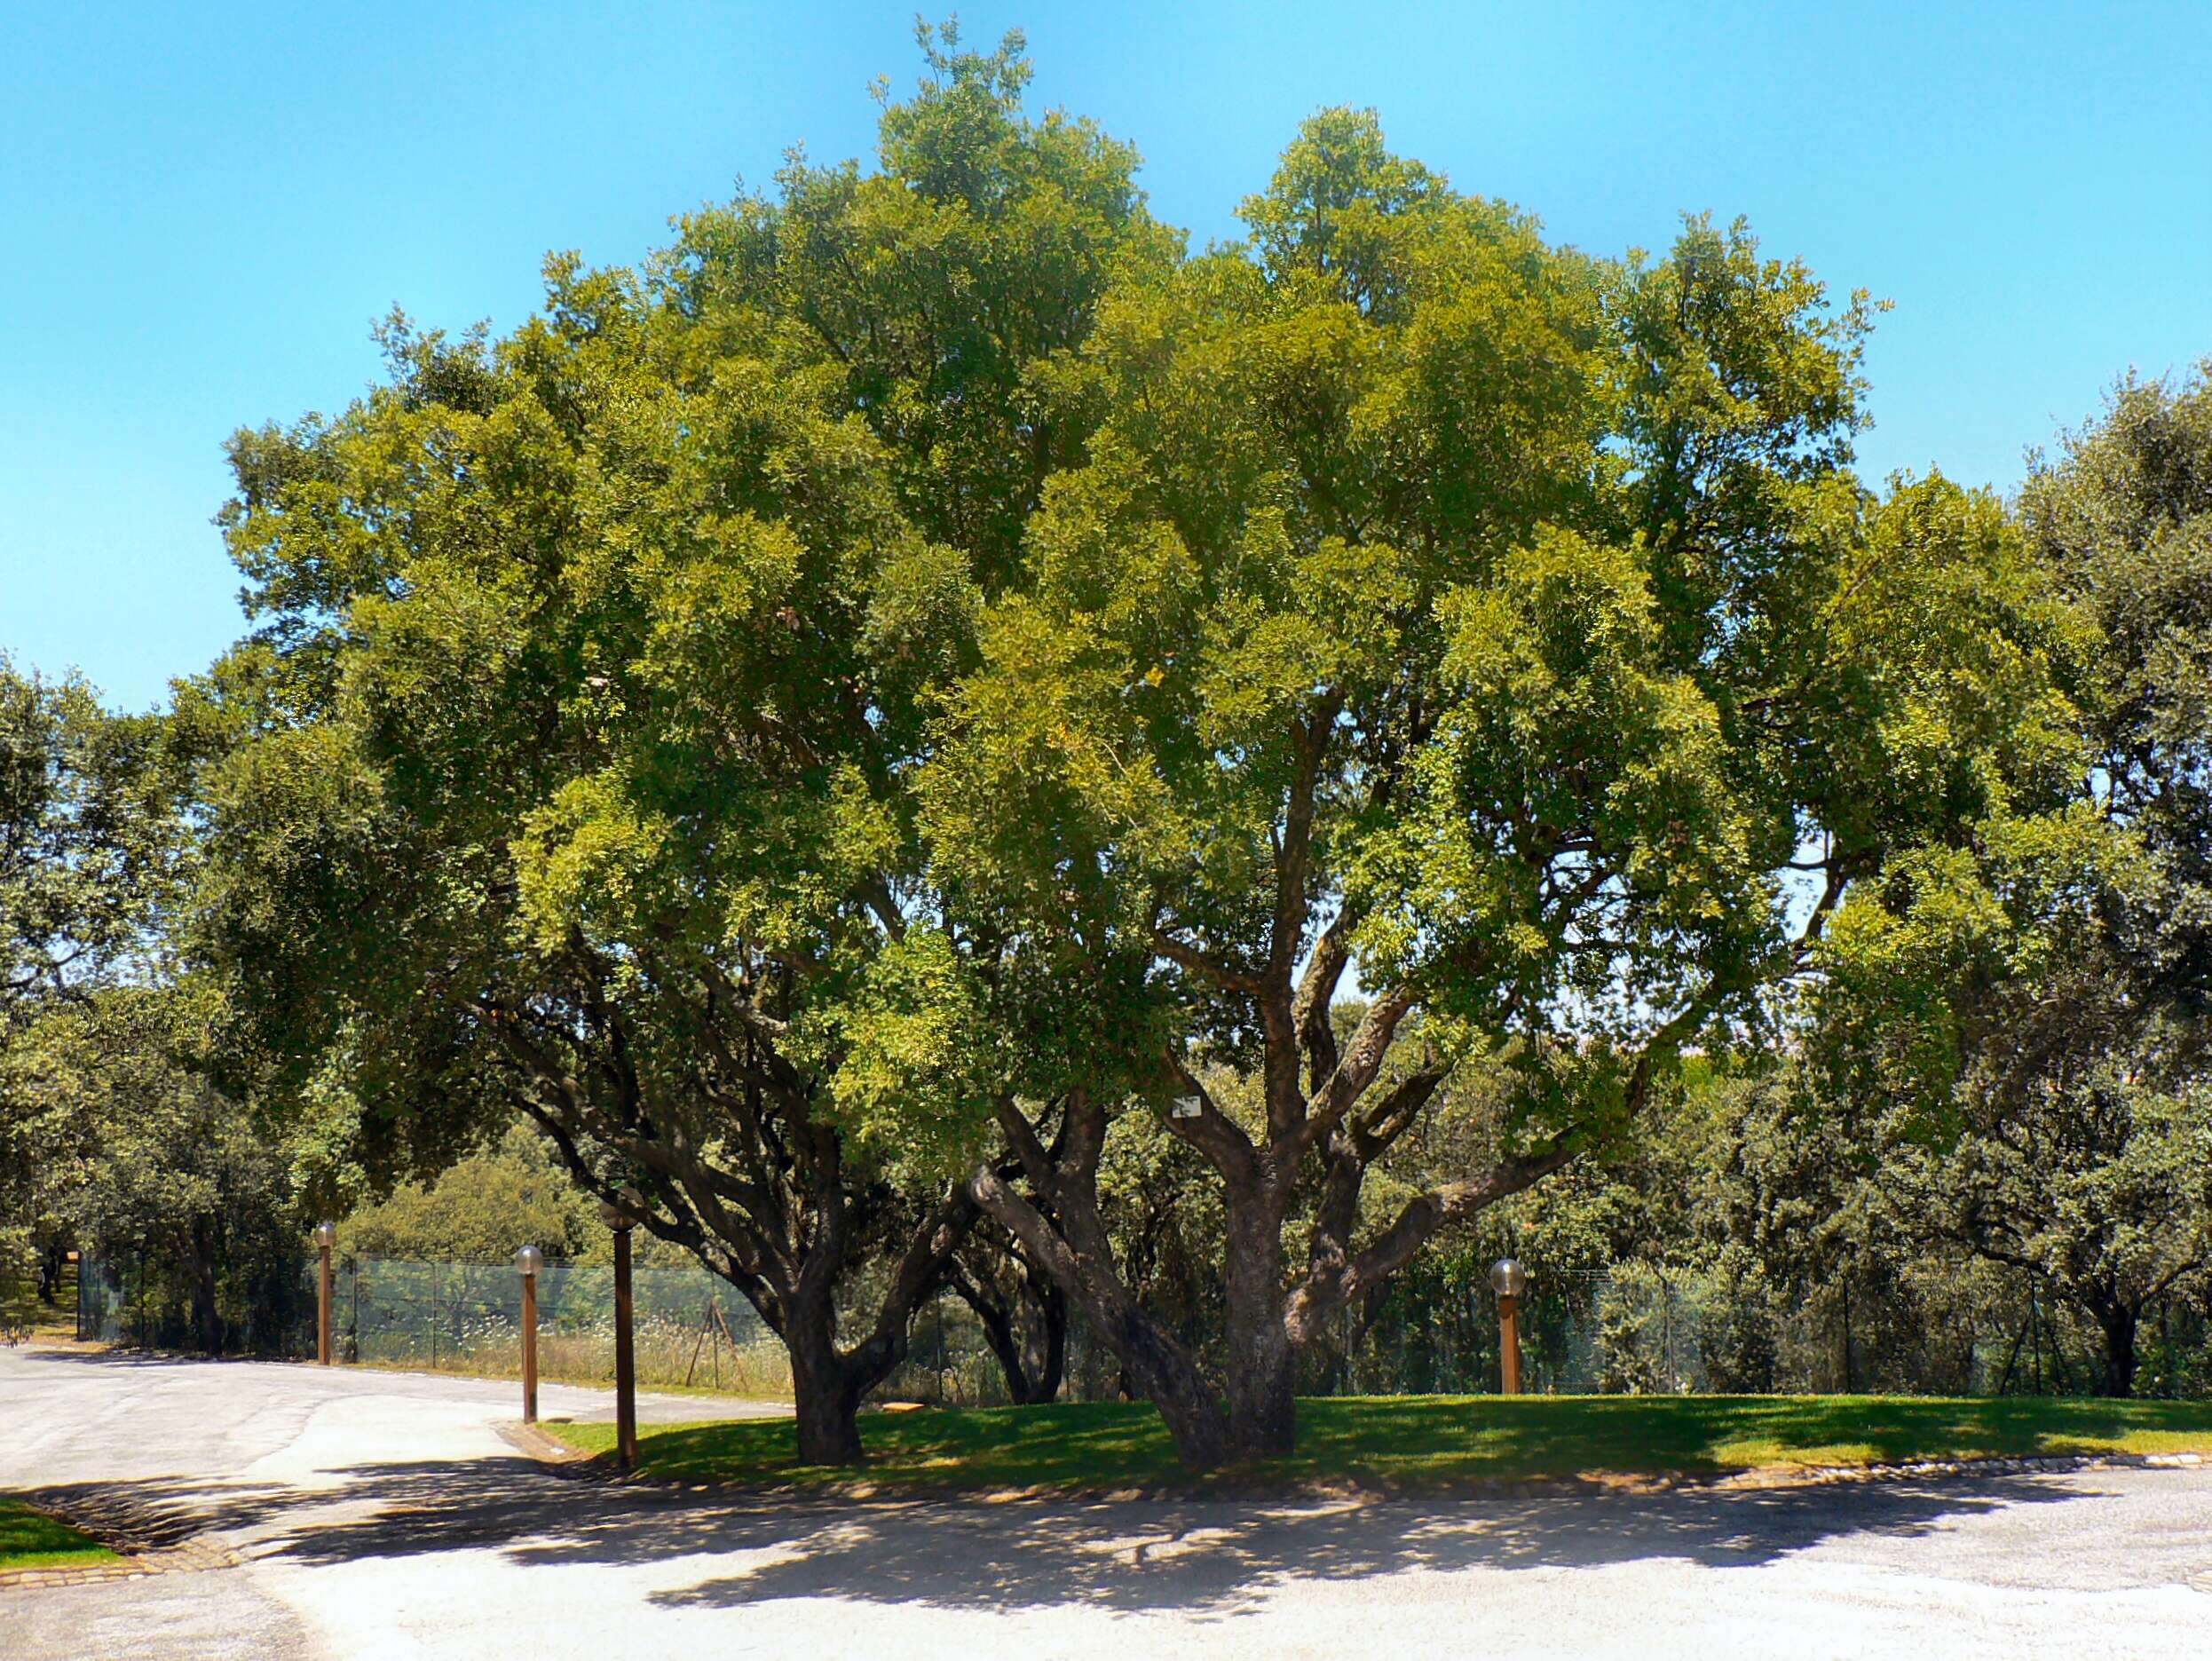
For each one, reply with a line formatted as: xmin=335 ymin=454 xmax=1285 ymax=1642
xmin=968 ymin=1119 xmax=1228 ymax=1470
xmin=1114 ymin=1313 xmax=1229 ymax=1470
xmin=2091 ymin=1299 xmax=2138 ymax=1397
xmin=35 ymin=1239 xmax=67 ymax=1306
xmin=493 ymin=986 xmax=978 ymax=1469
xmin=949 ymin=1236 xmax=1068 ymax=1406
xmin=1222 ymin=1186 xmax=1297 ymax=1459
xmin=786 ymin=1296 xmax=868 ymax=1465
xmin=1017 ymin=1282 xmax=1068 ymax=1405
xmin=187 ymin=1219 xmax=222 ymax=1356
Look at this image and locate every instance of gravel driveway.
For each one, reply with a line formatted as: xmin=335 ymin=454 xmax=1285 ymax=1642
xmin=4 ymin=1346 xmax=2209 ymax=1659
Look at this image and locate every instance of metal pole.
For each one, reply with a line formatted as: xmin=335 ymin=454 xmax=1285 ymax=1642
xmin=612 ymin=1223 xmax=636 ymax=1473
xmin=1499 ymin=1293 xmax=1523 ymax=1396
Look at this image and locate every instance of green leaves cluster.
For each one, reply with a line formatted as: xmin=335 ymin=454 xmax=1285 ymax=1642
xmin=197 ymin=26 xmax=1171 ymax=1213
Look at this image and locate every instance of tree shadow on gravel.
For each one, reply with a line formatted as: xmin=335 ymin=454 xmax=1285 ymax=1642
xmin=21 ymin=1454 xmax=2097 ymax=1618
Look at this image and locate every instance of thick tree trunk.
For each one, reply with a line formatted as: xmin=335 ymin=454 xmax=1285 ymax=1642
xmin=960 ymin=1268 xmax=1068 ymax=1406
xmin=188 ymin=1222 xmax=222 ymax=1356
xmin=786 ymin=1315 xmax=866 ymax=1466
xmin=1023 ymin=1281 xmax=1068 ymax=1405
xmin=1223 ymin=1192 xmax=1297 ymax=1459
xmin=1026 ymin=1282 xmax=1070 ymax=1406
xmin=2093 ymin=1302 xmax=2139 ymax=1397
xmin=1110 ymin=1306 xmax=1230 ymax=1470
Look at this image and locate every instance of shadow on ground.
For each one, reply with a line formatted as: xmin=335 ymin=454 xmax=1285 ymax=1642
xmin=21 ymin=1452 xmax=2093 ymax=1619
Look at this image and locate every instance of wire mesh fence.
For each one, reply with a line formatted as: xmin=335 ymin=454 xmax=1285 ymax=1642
xmin=74 ymin=1246 xmax=2212 ymax=1403
xmin=330 ymin=1255 xmax=791 ymax=1394
xmin=78 ymin=1251 xmax=793 ymax=1394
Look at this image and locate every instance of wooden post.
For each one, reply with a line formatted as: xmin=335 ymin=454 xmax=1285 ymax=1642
xmin=314 ymin=1222 xmax=336 ymax=1365
xmin=612 ymin=1222 xmax=637 ymax=1473
xmin=521 ymin=1271 xmax=539 ymax=1422
xmin=1499 ymin=1293 xmax=1522 ymax=1396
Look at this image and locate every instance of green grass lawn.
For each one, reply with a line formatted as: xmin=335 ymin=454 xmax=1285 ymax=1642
xmin=0 ymin=1497 xmax=120 ymax=1573
xmin=0 ymin=1260 xmax=79 ymax=1343
xmin=543 ymin=1393 xmax=2212 ymax=1495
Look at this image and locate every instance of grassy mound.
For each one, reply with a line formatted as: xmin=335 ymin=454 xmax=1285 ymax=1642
xmin=543 ymin=1392 xmax=2212 ymax=1495
xmin=0 ymin=1496 xmax=120 ymax=1572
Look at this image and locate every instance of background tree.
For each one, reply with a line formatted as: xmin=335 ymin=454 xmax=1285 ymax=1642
xmin=0 ymin=660 xmax=178 ymax=1297
xmin=12 ymin=985 xmax=303 ymax=1353
xmin=1807 ymin=365 xmax=2212 ymax=1396
xmin=194 ymin=28 xmax=1169 ymax=1463
xmin=337 ymin=1124 xmax=608 ymax=1266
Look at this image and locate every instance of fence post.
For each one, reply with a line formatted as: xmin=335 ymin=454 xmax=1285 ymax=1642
xmin=515 ymin=1246 xmax=542 ymax=1423
xmin=313 ymin=1222 xmax=336 ymax=1364
xmin=600 ymin=1202 xmax=637 ymax=1473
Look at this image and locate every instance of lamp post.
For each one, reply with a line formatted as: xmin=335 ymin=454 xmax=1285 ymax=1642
xmin=1490 ymin=1257 xmax=1529 ymax=1396
xmin=313 ymin=1222 xmax=336 ymax=1365
xmin=515 ymin=1245 xmax=544 ymax=1423
xmin=598 ymin=1198 xmax=638 ymax=1474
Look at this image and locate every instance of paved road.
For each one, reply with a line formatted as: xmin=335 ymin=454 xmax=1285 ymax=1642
xmin=4 ymin=1348 xmax=2209 ymax=1659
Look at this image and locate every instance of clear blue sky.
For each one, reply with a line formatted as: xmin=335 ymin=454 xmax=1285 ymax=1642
xmin=6 ymin=1 xmax=2210 ymax=709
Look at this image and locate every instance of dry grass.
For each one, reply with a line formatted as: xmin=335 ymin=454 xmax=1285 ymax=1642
xmin=350 ymin=1317 xmax=793 ymax=1399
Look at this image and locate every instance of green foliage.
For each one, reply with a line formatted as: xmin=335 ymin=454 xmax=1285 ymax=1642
xmin=199 ymin=21 xmax=1171 ymax=1182
xmin=2021 ymin=360 xmax=2212 ymax=1001
xmin=1791 ymin=368 xmax=2212 ymax=1396
xmin=0 ymin=660 xmax=175 ymax=1033
xmin=7 ymin=985 xmax=304 ymax=1353
xmin=0 ymin=660 xmax=190 ymax=1283
xmin=911 ymin=110 xmax=2062 ymax=1158
xmin=337 ymin=1124 xmax=601 ymax=1263
xmin=10 ymin=25 xmax=2195 ymax=1442
xmin=190 ymin=29 xmax=1174 ymax=1456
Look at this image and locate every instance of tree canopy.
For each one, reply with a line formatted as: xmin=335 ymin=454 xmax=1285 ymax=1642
xmin=194 ymin=25 xmax=1172 ymax=1461
xmin=847 ymin=111 xmax=2078 ymax=1463
xmin=4 ymin=26 xmax=2204 ymax=1466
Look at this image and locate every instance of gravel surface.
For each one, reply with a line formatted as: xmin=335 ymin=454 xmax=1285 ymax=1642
xmin=4 ymin=1346 xmax=2209 ymax=1658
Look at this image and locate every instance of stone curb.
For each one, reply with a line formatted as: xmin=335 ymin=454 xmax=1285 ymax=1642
xmin=0 ymin=1561 xmax=152 ymax=1590
xmin=0 ymin=1499 xmax=240 ymax=1591
xmin=495 ymin=1420 xmax=605 ymax=1468
xmin=1710 ymin=1449 xmax=2205 ymax=1494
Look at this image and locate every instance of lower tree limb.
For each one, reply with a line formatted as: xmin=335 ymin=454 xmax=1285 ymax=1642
xmin=969 ymin=1162 xmax=1228 ymax=1469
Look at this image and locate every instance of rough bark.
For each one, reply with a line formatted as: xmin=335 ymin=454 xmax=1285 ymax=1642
xmin=967 ymin=1099 xmax=1228 ymax=1469
xmin=786 ymin=1287 xmax=868 ymax=1464
xmin=947 ymin=1228 xmax=1068 ymax=1405
xmin=967 ymin=692 xmax=1763 ymax=1467
xmin=187 ymin=1219 xmax=222 ymax=1356
xmin=1222 ymin=1184 xmax=1298 ymax=1457
xmin=2092 ymin=1299 xmax=2139 ymax=1398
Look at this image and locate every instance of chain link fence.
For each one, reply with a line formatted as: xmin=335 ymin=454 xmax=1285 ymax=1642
xmin=75 ymin=1247 xmax=2212 ymax=1403
xmin=79 ymin=1252 xmax=790 ymax=1394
